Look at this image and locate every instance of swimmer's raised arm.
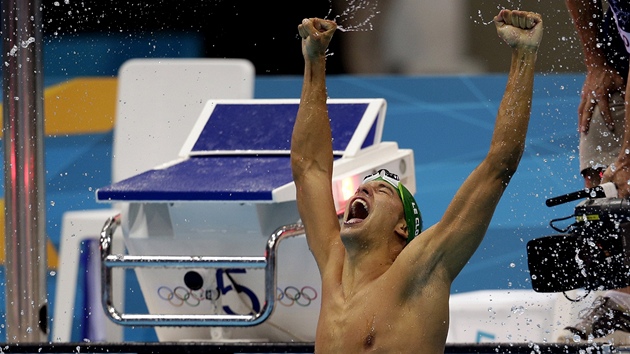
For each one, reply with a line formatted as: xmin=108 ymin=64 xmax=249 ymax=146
xmin=291 ymin=18 xmax=342 ymax=273
xmin=398 ymin=10 xmax=543 ymax=282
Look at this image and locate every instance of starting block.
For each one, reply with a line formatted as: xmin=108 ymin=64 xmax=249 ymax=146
xmin=95 ymin=98 xmax=415 ymax=342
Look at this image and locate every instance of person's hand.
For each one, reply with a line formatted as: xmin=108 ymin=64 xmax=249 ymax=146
xmin=494 ymin=9 xmax=543 ymax=52
xmin=298 ymin=18 xmax=336 ymax=61
xmin=578 ymin=66 xmax=626 ymax=134
xmin=602 ymin=158 xmax=630 ymax=198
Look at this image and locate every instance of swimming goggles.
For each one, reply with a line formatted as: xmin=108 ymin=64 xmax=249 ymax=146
xmin=362 ymin=169 xmax=400 ymax=188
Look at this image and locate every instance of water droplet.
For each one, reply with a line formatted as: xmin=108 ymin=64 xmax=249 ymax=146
xmin=20 ymin=37 xmax=35 ymax=49
xmin=8 ymin=45 xmax=18 ymax=57
xmin=329 ymin=0 xmax=379 ymax=32
xmin=511 ymin=305 xmax=525 ymax=315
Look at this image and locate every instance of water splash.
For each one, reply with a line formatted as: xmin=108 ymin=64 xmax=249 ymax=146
xmin=471 ymin=3 xmax=519 ymax=27
xmin=327 ymin=0 xmax=380 ymax=32
xmin=472 ymin=9 xmax=494 ymax=26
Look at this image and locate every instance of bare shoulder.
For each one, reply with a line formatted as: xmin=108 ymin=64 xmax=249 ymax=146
xmin=392 ymin=225 xmax=443 ymax=268
xmin=318 ymin=242 xmax=345 ymax=281
xmin=386 ymin=224 xmax=453 ymax=295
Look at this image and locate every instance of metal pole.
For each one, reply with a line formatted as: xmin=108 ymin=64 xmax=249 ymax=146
xmin=2 ymin=0 xmax=48 ymax=342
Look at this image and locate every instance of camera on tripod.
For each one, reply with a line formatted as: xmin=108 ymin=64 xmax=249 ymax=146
xmin=527 ymin=182 xmax=630 ymax=293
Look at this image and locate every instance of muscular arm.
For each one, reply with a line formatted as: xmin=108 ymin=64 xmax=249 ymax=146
xmin=291 ymin=18 xmax=342 ymax=273
xmin=398 ymin=10 xmax=543 ymax=283
xmin=566 ymin=0 xmax=605 ymax=70
xmin=566 ymin=0 xmax=625 ymax=133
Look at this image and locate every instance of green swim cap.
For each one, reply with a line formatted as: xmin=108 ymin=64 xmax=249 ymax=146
xmin=397 ymin=182 xmax=422 ymax=244
xmin=362 ymin=169 xmax=422 ymax=243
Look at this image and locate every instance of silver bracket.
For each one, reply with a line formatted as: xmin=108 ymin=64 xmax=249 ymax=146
xmin=99 ymin=214 xmax=305 ymax=327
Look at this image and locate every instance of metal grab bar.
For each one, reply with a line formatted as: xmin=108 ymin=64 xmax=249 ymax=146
xmin=99 ymin=214 xmax=306 ymax=327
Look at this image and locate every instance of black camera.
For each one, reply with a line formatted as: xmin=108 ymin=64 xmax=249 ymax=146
xmin=527 ymin=183 xmax=630 ymax=293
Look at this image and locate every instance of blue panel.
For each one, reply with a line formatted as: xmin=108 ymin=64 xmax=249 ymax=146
xmin=96 ymin=156 xmax=294 ymax=202
xmin=191 ymin=103 xmax=370 ymax=153
xmin=361 ymin=112 xmax=379 ymax=150
xmin=330 ymin=103 xmax=373 ymax=150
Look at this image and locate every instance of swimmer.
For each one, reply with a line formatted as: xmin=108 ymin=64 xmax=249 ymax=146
xmin=291 ymin=9 xmax=543 ymax=353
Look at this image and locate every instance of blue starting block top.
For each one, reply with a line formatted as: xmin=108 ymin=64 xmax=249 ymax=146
xmin=96 ymin=99 xmax=387 ymax=203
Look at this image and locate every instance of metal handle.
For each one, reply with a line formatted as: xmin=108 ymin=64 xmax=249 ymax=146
xmin=99 ymin=214 xmax=305 ymax=327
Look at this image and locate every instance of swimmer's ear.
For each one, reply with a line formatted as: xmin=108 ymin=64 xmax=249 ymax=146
xmin=395 ymin=221 xmax=408 ymax=240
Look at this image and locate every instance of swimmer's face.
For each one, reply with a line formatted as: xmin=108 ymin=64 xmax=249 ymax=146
xmin=341 ymin=180 xmax=406 ymax=241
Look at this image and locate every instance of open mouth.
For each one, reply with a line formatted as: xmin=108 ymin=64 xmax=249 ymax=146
xmin=345 ymin=198 xmax=369 ymax=224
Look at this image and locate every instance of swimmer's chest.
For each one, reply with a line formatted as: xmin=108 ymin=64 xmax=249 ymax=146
xmin=316 ymin=281 xmax=449 ymax=352
xmin=317 ymin=287 xmax=415 ymax=350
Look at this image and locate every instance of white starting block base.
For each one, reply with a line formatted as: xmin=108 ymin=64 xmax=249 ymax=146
xmin=447 ymin=290 xmax=557 ymax=343
xmin=447 ymin=289 xmax=604 ymax=344
xmin=122 ymin=203 xmax=320 ymax=342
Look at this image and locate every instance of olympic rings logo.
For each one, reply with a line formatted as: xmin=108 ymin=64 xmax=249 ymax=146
xmin=155 ymin=268 xmax=318 ymax=313
xmin=157 ymin=286 xmax=212 ymax=307
xmin=155 ymin=268 xmax=260 ymax=313
xmin=277 ymin=286 xmax=318 ymax=307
